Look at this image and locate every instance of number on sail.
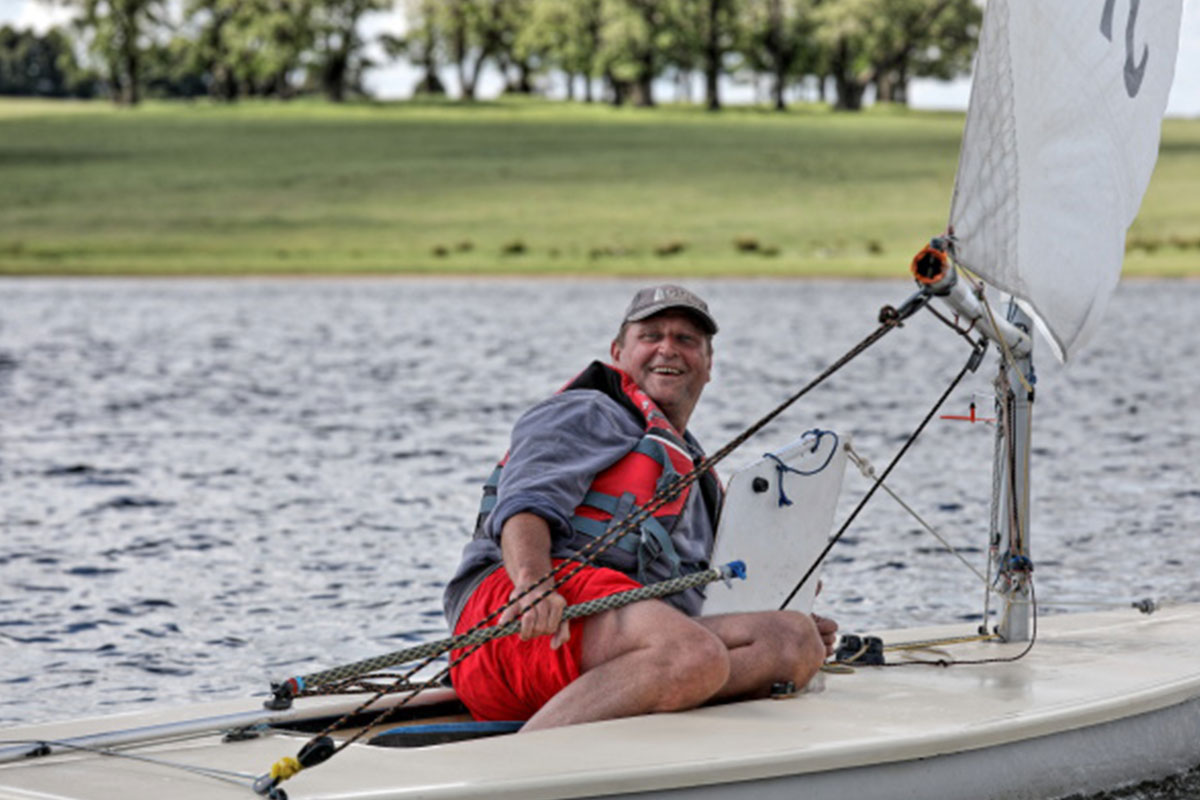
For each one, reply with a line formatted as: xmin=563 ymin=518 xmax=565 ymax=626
xmin=1100 ymin=0 xmax=1149 ymax=97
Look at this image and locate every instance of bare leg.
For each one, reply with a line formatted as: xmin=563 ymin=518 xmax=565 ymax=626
xmin=697 ymin=610 xmax=826 ymax=702
xmin=520 ymin=599 xmax=730 ymax=732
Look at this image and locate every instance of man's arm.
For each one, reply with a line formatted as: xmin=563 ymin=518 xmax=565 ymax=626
xmin=496 ymin=512 xmax=571 ymax=649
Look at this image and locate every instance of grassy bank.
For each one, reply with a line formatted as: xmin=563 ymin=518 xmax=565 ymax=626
xmin=1 ymin=96 xmax=1197 ymax=277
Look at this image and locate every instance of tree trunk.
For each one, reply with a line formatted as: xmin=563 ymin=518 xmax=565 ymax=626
xmin=703 ymin=0 xmax=721 ymax=111
xmin=583 ymin=3 xmax=600 ymax=104
xmin=323 ymin=47 xmax=348 ymax=102
xmin=635 ymin=51 xmax=655 ymax=107
xmin=115 ymin=4 xmax=140 ymax=106
xmin=831 ymin=39 xmax=865 ymax=111
xmin=450 ymin=4 xmax=472 ymax=100
xmin=121 ymin=42 xmax=139 ymax=105
xmin=766 ymin=0 xmax=785 ymax=110
xmin=463 ymin=52 xmax=486 ymax=100
xmin=605 ymin=69 xmax=627 ymax=106
xmin=416 ymin=66 xmax=446 ymax=94
xmin=565 ymin=71 xmax=576 ymax=101
xmin=893 ymin=61 xmax=909 ymax=105
xmin=415 ymin=27 xmax=444 ymax=95
xmin=772 ymin=65 xmax=786 ymax=111
xmin=834 ymin=77 xmax=865 ymax=110
xmin=515 ymin=59 xmax=533 ymax=94
xmin=875 ymin=71 xmax=894 ymax=102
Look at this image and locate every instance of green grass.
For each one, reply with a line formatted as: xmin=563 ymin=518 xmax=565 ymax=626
xmin=0 ymin=96 xmax=1197 ymax=276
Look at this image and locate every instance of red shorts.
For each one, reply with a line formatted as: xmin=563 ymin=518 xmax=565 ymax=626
xmin=449 ymin=561 xmax=641 ymax=721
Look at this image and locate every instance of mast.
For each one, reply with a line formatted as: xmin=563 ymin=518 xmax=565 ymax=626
xmin=991 ymin=303 xmax=1034 ymax=642
xmin=912 ymin=242 xmax=1034 ymax=641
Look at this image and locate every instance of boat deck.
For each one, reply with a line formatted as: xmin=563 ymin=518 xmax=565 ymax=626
xmin=4 ymin=605 xmax=1200 ymax=800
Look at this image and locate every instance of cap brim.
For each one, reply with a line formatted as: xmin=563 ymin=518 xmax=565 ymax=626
xmin=626 ymin=303 xmax=718 ymax=334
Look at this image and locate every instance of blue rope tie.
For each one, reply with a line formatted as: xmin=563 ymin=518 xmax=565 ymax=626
xmin=763 ymin=429 xmax=839 ymax=507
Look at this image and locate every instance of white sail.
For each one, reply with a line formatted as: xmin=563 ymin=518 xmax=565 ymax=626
xmin=949 ymin=0 xmax=1182 ymax=362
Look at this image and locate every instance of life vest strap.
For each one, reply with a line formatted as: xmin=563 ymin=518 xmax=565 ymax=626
xmin=569 ymin=491 xmax=682 ymax=583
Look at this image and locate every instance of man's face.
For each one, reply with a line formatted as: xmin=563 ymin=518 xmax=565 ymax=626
xmin=610 ymin=310 xmax=713 ymax=432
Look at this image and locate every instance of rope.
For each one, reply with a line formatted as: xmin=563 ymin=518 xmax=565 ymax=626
xmin=833 ymin=582 xmax=1038 ymax=670
xmin=278 ymin=564 xmax=746 ymax=696
xmin=763 ymin=429 xmax=839 ymax=507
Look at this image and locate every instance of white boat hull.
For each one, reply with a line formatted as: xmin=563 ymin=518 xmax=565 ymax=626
xmin=4 ymin=605 xmax=1200 ymax=800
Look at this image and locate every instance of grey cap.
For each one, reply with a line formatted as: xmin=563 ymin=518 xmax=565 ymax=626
xmin=622 ymin=284 xmax=718 ymax=335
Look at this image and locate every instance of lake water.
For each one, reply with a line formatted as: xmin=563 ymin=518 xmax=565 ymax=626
xmin=2 ymin=277 xmax=1198 ymax=780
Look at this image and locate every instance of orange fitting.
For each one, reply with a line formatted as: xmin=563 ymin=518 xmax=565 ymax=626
xmin=911 ymin=244 xmax=950 ymax=286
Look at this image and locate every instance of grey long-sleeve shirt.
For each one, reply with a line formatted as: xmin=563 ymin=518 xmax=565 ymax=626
xmin=442 ymin=388 xmax=716 ymax=627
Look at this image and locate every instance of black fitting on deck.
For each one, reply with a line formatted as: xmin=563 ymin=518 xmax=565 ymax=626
xmin=835 ymin=634 xmax=886 ymax=666
xmin=264 ymin=682 xmax=294 ymax=711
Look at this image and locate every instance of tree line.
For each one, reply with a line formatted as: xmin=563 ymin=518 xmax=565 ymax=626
xmin=1 ymin=0 xmax=980 ymax=110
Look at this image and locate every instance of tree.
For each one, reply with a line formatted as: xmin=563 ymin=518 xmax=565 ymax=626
xmin=737 ymin=0 xmax=815 ymax=110
xmin=598 ymin=0 xmax=673 ymax=106
xmin=388 ymin=0 xmax=444 ymax=95
xmin=700 ymin=0 xmax=737 ymax=110
xmin=69 ymin=0 xmax=168 ymax=105
xmin=814 ymin=0 xmax=979 ymax=110
xmin=524 ymin=0 xmax=603 ymax=101
xmin=491 ymin=0 xmax=539 ymax=94
xmin=0 ymin=25 xmax=99 ymax=97
xmin=440 ymin=0 xmax=507 ymax=101
xmin=884 ymin=0 xmax=978 ymax=102
xmin=182 ymin=0 xmax=314 ymax=100
xmin=307 ymin=0 xmax=386 ymax=102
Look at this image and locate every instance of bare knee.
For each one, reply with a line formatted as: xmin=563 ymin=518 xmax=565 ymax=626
xmin=764 ymin=611 xmax=826 ymax=685
xmin=648 ymin=625 xmax=730 ymax=712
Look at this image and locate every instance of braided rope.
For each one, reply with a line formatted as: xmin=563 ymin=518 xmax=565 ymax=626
xmin=281 ymin=564 xmax=742 ymax=693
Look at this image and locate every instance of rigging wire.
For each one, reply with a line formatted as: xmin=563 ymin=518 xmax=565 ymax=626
xmin=0 ymin=737 xmax=261 ymax=789
xmin=843 ymin=442 xmax=990 ymax=587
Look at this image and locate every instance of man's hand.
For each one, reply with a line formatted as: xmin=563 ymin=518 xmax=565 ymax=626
xmin=499 ymin=580 xmax=571 ymax=650
xmin=812 ymin=613 xmax=839 ymax=658
xmin=498 ymin=512 xmax=571 ymax=649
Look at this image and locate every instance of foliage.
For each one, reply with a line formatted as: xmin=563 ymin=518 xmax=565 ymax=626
xmin=66 ymin=0 xmax=171 ymax=105
xmin=813 ymin=0 xmax=981 ymax=109
xmin=735 ymin=0 xmax=818 ymax=110
xmin=182 ymin=0 xmax=315 ymax=100
xmin=0 ymin=25 xmax=100 ymax=97
xmin=22 ymin=0 xmax=983 ymax=110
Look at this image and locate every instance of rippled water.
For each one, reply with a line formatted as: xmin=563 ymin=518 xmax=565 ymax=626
xmin=2 ymin=277 xmax=1198 ymax=748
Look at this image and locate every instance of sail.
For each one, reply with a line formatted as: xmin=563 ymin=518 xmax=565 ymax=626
xmin=949 ymin=0 xmax=1182 ymax=362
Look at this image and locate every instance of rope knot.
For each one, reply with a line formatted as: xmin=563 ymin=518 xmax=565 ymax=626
xmin=763 ymin=430 xmax=839 ymax=507
xmin=271 ymin=756 xmax=303 ymax=782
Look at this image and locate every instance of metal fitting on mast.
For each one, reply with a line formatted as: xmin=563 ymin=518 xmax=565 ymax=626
xmin=910 ymin=240 xmax=1033 ymax=359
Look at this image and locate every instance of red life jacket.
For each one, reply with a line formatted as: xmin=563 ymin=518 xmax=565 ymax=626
xmin=476 ymin=361 xmax=721 ymax=581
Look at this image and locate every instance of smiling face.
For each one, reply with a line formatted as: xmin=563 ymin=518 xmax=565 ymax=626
xmin=611 ymin=310 xmax=713 ymax=433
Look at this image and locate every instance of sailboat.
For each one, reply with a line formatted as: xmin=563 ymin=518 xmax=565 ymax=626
xmin=0 ymin=2 xmax=1190 ymax=798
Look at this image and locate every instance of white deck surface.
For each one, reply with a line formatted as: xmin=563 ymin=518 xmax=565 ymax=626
xmin=4 ymin=604 xmax=1200 ymax=800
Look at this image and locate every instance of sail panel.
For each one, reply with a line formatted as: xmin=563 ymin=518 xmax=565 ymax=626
xmin=950 ymin=0 xmax=1181 ymax=362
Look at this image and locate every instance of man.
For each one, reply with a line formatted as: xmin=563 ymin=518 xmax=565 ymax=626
xmin=443 ymin=284 xmax=836 ymax=731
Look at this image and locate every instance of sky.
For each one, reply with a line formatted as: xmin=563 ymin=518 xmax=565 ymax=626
xmin=2 ymin=0 xmax=1197 ymax=117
